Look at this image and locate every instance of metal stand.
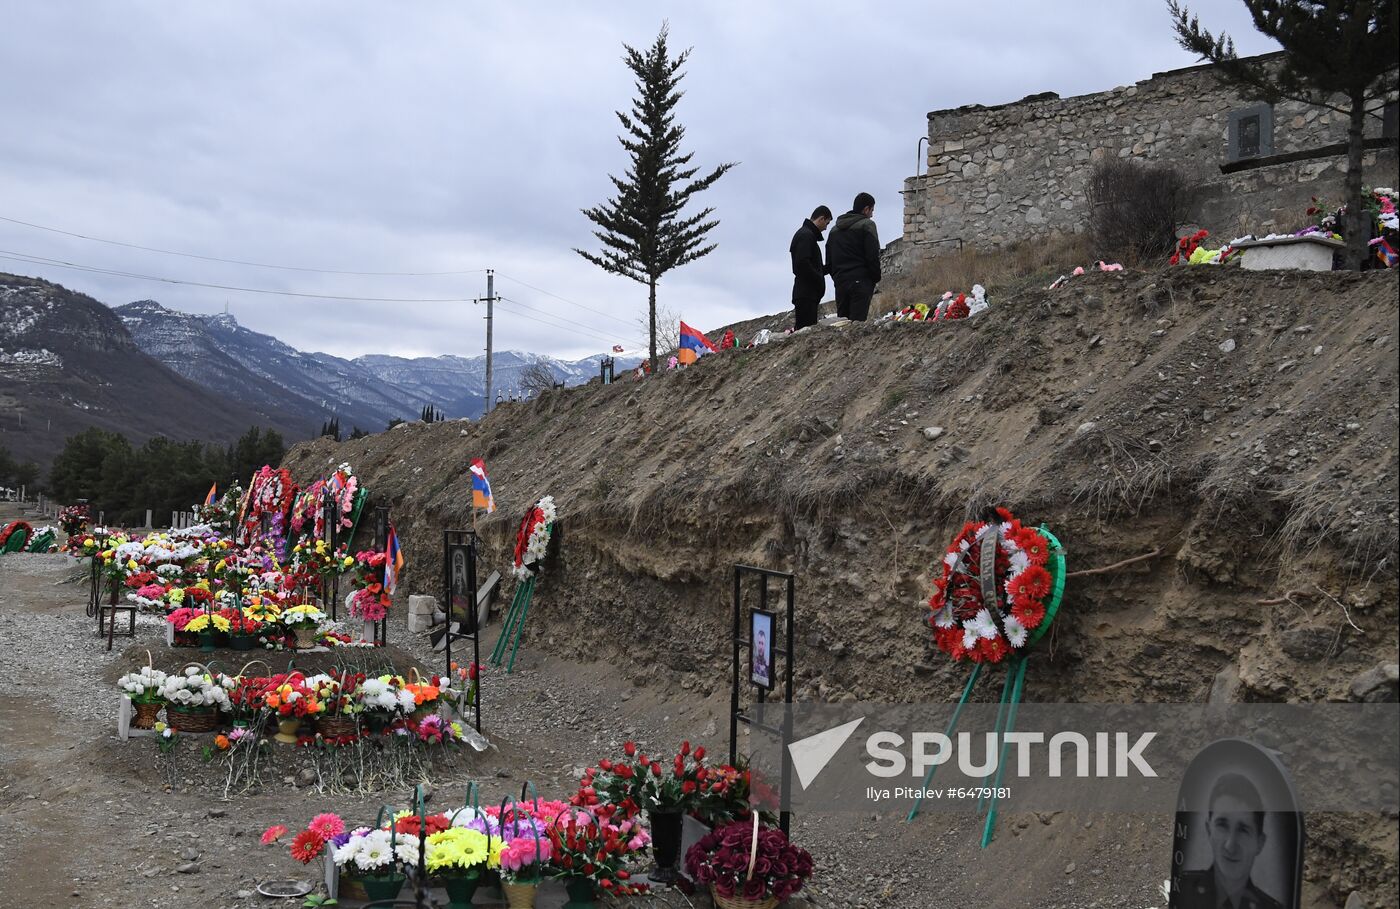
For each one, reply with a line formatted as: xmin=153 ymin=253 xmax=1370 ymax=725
xmin=728 ymin=564 xmax=795 ymax=836
xmin=443 ymin=529 xmax=482 ymax=733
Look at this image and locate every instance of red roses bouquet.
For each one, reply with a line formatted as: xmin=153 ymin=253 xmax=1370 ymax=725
xmin=685 ymin=820 xmax=813 ymax=905
xmin=573 ymin=740 xmax=709 ymax=818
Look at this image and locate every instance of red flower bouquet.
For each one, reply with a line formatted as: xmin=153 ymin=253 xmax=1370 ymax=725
xmin=547 ymin=807 xmax=651 ymax=896
xmin=574 ymin=740 xmax=710 ymax=819
xmin=685 ymin=821 xmax=813 ymax=904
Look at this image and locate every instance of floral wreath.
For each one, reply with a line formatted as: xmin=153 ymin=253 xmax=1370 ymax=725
xmin=927 ymin=508 xmax=1064 ymax=664
xmin=512 ymin=496 xmax=557 ymax=581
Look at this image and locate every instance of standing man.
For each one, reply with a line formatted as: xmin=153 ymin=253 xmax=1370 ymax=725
xmin=789 ymin=205 xmax=832 ymax=330
xmin=826 ymin=192 xmax=881 ymax=321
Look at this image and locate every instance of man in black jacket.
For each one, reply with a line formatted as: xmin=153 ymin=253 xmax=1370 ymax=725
xmin=789 ymin=205 xmax=832 ymax=330
xmin=826 ymin=192 xmax=881 ymax=321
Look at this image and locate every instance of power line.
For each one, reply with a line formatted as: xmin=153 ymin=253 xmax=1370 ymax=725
xmin=494 ymin=295 xmax=635 ymax=349
xmin=0 ymin=213 xmax=488 ymax=277
xmin=494 ymin=270 xmax=637 ymax=330
xmin=0 ymin=249 xmax=477 ymax=303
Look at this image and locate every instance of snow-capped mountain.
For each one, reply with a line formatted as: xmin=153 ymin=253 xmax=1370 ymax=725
xmin=0 ymin=274 xmax=306 ymax=468
xmin=116 ymin=299 xmax=636 ymax=428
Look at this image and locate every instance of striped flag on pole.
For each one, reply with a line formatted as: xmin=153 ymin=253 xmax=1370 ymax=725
xmin=204 ymin=483 xmax=218 ymax=506
xmin=470 ymin=459 xmax=496 ymax=514
xmin=383 ymin=524 xmax=404 ymax=595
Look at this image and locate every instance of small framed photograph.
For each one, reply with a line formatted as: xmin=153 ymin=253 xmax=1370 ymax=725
xmin=446 ymin=543 xmax=476 ymax=634
xmin=750 ymin=609 xmax=775 ymax=690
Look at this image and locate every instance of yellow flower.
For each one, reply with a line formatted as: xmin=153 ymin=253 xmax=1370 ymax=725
xmin=126 ymin=559 xmax=139 ymax=570
xmin=153 ymin=721 xmax=167 ymax=733
xmin=215 ymin=560 xmax=227 ymax=572
xmin=342 ymin=556 xmax=355 ymax=568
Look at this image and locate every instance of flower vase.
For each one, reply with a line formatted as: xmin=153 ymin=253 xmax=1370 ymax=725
xmin=293 ymin=625 xmax=319 ymax=649
xmin=274 ymin=717 xmax=300 ymax=744
xmin=198 ymin=630 xmax=216 ymax=653
xmin=563 ymin=875 xmax=599 ymax=907
xmin=442 ymin=870 xmax=481 ymax=909
xmin=356 ymin=872 xmax=405 ymax=903
xmin=502 ymin=879 xmax=538 ymax=908
xmin=229 ymin=633 xmax=255 ymax=651
xmin=648 ymin=809 xmax=684 ymax=884
xmin=132 ymin=701 xmax=162 ymax=729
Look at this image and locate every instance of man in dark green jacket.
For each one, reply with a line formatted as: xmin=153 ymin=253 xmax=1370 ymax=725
xmin=825 ymin=192 xmax=881 ymax=321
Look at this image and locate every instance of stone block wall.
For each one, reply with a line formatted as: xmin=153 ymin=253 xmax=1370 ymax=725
xmin=899 ymin=53 xmax=1398 ymax=261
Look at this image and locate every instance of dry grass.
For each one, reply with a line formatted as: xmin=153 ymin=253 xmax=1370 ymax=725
xmin=882 ymin=232 xmax=1094 ymax=311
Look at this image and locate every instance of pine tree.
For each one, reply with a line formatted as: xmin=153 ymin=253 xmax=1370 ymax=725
xmin=1167 ymin=0 xmax=1398 ymax=268
xmin=575 ymin=24 xmax=736 ymax=372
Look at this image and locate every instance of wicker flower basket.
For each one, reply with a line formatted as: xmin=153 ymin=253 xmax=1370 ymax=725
xmin=706 ymin=814 xmax=780 ymax=909
xmin=710 ymin=888 xmax=779 ymax=909
xmin=293 ymin=625 xmax=320 ymax=650
xmin=167 ymin=705 xmax=218 ymax=733
xmin=132 ymin=701 xmax=163 ymax=729
xmin=317 ymin=714 xmax=358 ymax=738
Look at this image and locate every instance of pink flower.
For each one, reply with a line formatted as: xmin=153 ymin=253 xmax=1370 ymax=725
xmin=308 ymin=813 xmax=344 ymax=839
xmin=260 ymin=824 xmax=288 ymax=845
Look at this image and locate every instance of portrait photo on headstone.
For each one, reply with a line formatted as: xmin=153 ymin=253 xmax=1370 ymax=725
xmin=1170 ymin=739 xmax=1303 ymax=909
xmin=447 ymin=542 xmax=475 ymax=635
xmin=750 ymin=608 xmax=775 ymax=690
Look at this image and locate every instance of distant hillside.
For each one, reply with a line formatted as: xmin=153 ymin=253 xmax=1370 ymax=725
xmin=117 ymin=298 xmax=638 ymax=425
xmin=0 ymin=274 xmax=309 ymax=469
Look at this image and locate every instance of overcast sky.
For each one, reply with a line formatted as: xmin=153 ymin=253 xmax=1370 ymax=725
xmin=0 ymin=1 xmax=1279 ymax=361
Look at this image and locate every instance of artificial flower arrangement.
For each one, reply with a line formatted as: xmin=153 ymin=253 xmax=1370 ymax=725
xmin=886 ymin=284 xmax=988 ymax=323
xmin=512 ymin=496 xmax=557 ymax=581
xmin=685 ymin=820 xmax=814 ymax=906
xmin=546 ymin=807 xmax=651 ymax=897
xmin=443 ymin=661 xmax=481 ymax=717
xmin=280 ymin=603 xmax=326 ymax=646
xmin=194 ymin=482 xmax=243 ymax=533
xmin=348 ymin=549 xmax=392 ymax=622
xmin=184 ymin=612 xmax=231 ymax=635
xmin=927 ymin=507 xmax=1062 ymax=664
xmin=158 ymin=666 xmax=233 ymax=715
xmin=118 ymin=665 xmax=168 ymax=704
xmin=574 ymin=740 xmax=709 ymax=819
xmin=262 ymin=673 xmax=324 ymax=719
xmin=57 ymin=503 xmax=91 ymax=537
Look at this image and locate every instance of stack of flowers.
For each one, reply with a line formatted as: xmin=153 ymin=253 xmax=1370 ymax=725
xmin=512 ymin=497 xmax=557 ymax=580
xmin=685 ymin=821 xmax=814 ymax=906
xmin=262 ymin=673 xmax=324 ymax=720
xmin=355 ymin=674 xmax=418 ymax=727
xmin=57 ymin=504 xmax=91 ymax=537
xmin=547 ymin=807 xmax=650 ymax=897
xmin=348 ymin=549 xmax=392 ymax=622
xmin=886 ymin=284 xmax=989 ymax=322
xmin=159 ymin=666 xmax=233 ymax=730
xmin=165 ymin=607 xmax=205 ymax=645
xmin=280 ymin=603 xmax=326 ymax=648
xmin=574 ymin=740 xmax=710 ymax=820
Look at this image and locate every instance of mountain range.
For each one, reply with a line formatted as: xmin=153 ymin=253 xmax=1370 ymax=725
xmin=0 ymin=272 xmax=635 ymax=470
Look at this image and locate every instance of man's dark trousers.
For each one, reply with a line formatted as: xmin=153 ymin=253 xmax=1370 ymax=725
xmin=835 ymin=279 xmax=874 ymax=321
xmin=793 ymin=292 xmax=821 ymax=329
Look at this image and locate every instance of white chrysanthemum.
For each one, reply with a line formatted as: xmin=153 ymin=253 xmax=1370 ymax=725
xmin=932 ymin=605 xmax=956 ymax=629
xmin=1008 ymin=550 xmax=1030 ymax=576
xmin=1003 ymin=615 xmax=1028 ymax=649
xmin=943 ymin=551 xmax=959 ymax=569
xmin=969 ymin=609 xmax=999 ymax=640
xmin=962 ymin=626 xmax=980 ymax=651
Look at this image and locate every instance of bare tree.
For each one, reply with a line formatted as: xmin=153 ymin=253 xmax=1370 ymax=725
xmin=519 ymin=361 xmax=558 ymax=398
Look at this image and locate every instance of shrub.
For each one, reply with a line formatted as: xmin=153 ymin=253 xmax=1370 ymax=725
xmin=1086 ymin=159 xmax=1192 ymax=264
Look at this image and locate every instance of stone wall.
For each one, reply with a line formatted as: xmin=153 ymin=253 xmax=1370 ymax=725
xmin=899 ymin=53 xmax=1398 ymax=261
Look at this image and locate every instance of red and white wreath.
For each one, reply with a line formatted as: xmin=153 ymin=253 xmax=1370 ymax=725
xmin=928 ymin=508 xmax=1055 ymax=664
xmin=511 ymin=496 xmax=557 ymax=581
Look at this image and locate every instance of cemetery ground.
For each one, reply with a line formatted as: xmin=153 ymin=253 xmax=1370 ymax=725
xmin=4 ymin=518 xmax=1172 ymax=909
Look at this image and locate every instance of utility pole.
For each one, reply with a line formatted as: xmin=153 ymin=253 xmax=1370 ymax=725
xmin=481 ymin=269 xmax=496 ymax=417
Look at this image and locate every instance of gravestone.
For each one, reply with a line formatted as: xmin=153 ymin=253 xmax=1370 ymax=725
xmin=1170 ymin=738 xmax=1303 ymax=909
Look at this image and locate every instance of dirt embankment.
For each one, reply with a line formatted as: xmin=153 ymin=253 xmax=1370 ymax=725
xmin=288 ymin=266 xmax=1399 ymax=904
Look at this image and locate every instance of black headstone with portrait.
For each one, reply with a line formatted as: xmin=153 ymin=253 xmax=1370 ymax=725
xmin=441 ymin=529 xmax=481 ymax=733
xmin=1170 ymin=738 xmax=1304 ymax=909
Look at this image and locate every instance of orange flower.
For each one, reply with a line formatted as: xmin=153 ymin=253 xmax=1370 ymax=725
xmin=214 ymin=734 xmax=230 ymax=750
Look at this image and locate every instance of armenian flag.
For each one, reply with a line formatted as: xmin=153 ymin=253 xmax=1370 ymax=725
xmin=383 ymin=524 xmax=404 ymax=595
xmin=204 ymin=483 xmax=218 ymax=506
xmin=677 ymin=321 xmax=717 ymax=365
xmin=470 ymin=458 xmax=496 ymax=514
